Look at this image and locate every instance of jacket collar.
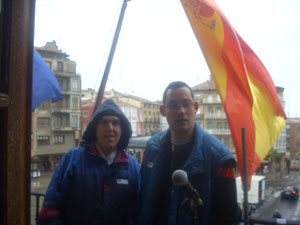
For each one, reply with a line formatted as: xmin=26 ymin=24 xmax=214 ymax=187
xmin=183 ymin=123 xmax=205 ymax=171
xmin=89 ymin=142 xmax=129 ymax=163
xmin=159 ymin=122 xmax=204 ymax=172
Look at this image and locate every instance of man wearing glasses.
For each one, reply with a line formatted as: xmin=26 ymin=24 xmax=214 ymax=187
xmin=138 ymin=81 xmax=241 ymax=225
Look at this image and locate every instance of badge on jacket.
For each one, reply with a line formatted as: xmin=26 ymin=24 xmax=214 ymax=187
xmin=147 ymin=162 xmax=154 ymax=168
xmin=117 ymin=179 xmax=129 ymax=185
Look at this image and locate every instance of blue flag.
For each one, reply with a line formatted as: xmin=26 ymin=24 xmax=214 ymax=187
xmin=32 ymin=49 xmax=63 ymax=110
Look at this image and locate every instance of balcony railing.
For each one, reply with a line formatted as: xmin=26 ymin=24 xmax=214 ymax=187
xmin=51 ymin=107 xmax=80 ymax=113
xmin=61 ymin=87 xmax=81 ymax=94
xmin=52 ymin=126 xmax=78 ymax=131
xmin=31 ymin=191 xmax=300 ymax=225
xmin=207 ymin=128 xmax=231 ymax=135
xmin=202 ymin=98 xmax=222 ymax=104
xmin=53 ymin=70 xmax=79 ymax=77
xmin=196 ymin=113 xmax=204 ymax=119
xmin=205 ymin=113 xmax=227 ymax=119
xmin=31 ymin=191 xmax=45 ymax=225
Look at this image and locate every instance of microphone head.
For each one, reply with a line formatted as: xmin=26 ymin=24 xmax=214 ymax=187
xmin=172 ymin=169 xmax=188 ymax=186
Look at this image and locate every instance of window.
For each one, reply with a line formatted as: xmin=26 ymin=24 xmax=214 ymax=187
xmin=83 ymin=111 xmax=89 ymax=118
xmin=54 ymin=116 xmax=62 ymax=128
xmin=208 ymin=107 xmax=213 ymax=115
xmin=37 ymin=136 xmax=50 ymax=145
xmin=72 ymin=79 xmax=78 ymax=91
xmin=57 ymin=78 xmax=63 ymax=90
xmin=224 ymin=138 xmax=230 ymax=147
xmin=57 ymin=61 xmax=63 ymax=72
xmin=225 ymin=122 xmax=229 ymax=131
xmin=195 ymin=94 xmax=200 ymax=102
xmin=53 ymin=135 xmax=64 ymax=144
xmin=217 ymin=107 xmax=222 ymax=117
xmin=38 ymin=118 xmax=50 ymax=128
xmin=45 ymin=61 xmax=52 ymax=69
xmin=72 ymin=97 xmax=79 ymax=110
xmin=71 ymin=115 xmax=78 ymax=128
xmin=207 ymin=122 xmax=213 ymax=130
xmin=54 ymin=97 xmax=63 ymax=108
xmin=39 ymin=100 xmax=50 ymax=109
xmin=217 ymin=122 xmax=222 ymax=132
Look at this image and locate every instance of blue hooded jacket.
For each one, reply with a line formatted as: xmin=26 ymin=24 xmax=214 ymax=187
xmin=138 ymin=122 xmax=238 ymax=225
xmin=38 ymin=99 xmax=141 ymax=225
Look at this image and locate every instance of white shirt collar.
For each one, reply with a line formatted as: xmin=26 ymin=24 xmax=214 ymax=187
xmin=95 ymin=143 xmax=117 ymax=165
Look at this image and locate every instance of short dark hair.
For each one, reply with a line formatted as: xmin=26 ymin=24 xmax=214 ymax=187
xmin=162 ymin=81 xmax=194 ymax=104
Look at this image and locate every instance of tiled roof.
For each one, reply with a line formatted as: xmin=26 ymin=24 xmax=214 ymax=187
xmin=192 ymin=76 xmax=216 ymax=91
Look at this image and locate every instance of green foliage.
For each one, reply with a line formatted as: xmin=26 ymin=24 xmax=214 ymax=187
xmin=265 ymin=148 xmax=285 ymax=161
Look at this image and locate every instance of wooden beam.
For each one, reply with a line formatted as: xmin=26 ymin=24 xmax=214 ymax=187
xmin=0 ymin=0 xmax=35 ymax=224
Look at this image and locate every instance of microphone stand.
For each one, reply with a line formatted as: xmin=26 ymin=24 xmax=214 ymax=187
xmin=180 ymin=197 xmax=198 ymax=225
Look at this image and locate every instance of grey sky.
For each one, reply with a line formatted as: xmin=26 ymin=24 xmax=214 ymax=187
xmin=34 ymin=0 xmax=300 ymax=117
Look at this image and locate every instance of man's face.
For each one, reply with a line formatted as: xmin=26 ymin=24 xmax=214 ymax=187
xmin=96 ymin=115 xmax=121 ymax=154
xmin=160 ymin=87 xmax=198 ymax=139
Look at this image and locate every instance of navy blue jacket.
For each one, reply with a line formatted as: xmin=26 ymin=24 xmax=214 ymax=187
xmin=38 ymin=99 xmax=141 ymax=225
xmin=138 ymin=122 xmax=240 ymax=225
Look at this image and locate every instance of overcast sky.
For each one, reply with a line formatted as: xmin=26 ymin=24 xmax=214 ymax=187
xmin=34 ymin=0 xmax=300 ymax=117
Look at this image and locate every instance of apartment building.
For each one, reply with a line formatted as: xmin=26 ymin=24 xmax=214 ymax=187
xmin=103 ymin=90 xmax=160 ymax=136
xmin=286 ymin=118 xmax=300 ymax=159
xmin=192 ymin=76 xmax=286 ymax=159
xmin=32 ymin=41 xmax=81 ymax=168
xmin=192 ymin=76 xmax=235 ymax=156
xmin=273 ymin=87 xmax=287 ymax=154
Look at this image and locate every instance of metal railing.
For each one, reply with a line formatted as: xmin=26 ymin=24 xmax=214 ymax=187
xmin=247 ymin=217 xmax=300 ymax=225
xmin=31 ymin=191 xmax=300 ymax=225
xmin=31 ymin=191 xmax=45 ymax=225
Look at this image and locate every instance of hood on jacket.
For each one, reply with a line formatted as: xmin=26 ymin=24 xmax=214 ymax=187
xmin=82 ymin=99 xmax=132 ymax=150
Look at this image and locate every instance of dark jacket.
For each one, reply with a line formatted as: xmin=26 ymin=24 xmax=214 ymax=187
xmin=138 ymin=122 xmax=241 ymax=225
xmin=38 ymin=99 xmax=141 ymax=225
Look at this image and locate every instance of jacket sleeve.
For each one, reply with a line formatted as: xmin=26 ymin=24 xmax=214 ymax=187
xmin=210 ymin=159 xmax=242 ymax=225
xmin=131 ymin=158 xmax=141 ymax=225
xmin=37 ymin=152 xmax=72 ymax=225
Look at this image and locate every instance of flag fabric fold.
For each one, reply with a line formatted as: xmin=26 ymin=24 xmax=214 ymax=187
xmin=32 ymin=49 xmax=63 ymax=111
xmin=181 ymin=0 xmax=286 ymax=187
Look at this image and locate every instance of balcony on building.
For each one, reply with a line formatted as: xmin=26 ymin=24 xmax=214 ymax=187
xmin=204 ymin=113 xmax=227 ymax=119
xmin=196 ymin=113 xmax=204 ymax=120
xmin=207 ymin=128 xmax=231 ymax=135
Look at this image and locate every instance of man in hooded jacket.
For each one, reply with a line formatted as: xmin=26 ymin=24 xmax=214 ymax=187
xmin=38 ymin=99 xmax=141 ymax=225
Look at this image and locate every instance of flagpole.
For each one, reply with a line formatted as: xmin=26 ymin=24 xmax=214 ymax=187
xmin=93 ymin=0 xmax=128 ymax=114
xmin=242 ymin=128 xmax=249 ymax=225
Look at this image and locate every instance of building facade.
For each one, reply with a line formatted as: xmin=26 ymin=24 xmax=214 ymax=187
xmin=104 ymin=90 xmax=160 ymax=136
xmin=286 ymin=118 xmax=300 ymax=159
xmin=192 ymin=76 xmax=235 ymax=156
xmin=32 ymin=41 xmax=81 ymax=168
xmin=191 ymin=76 xmax=287 ymax=161
xmin=272 ymin=87 xmax=287 ymax=154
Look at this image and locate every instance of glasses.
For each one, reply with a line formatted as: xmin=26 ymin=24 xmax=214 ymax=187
xmin=165 ymin=102 xmax=194 ymax=111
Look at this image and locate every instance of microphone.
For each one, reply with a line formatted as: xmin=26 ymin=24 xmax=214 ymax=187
xmin=172 ymin=169 xmax=202 ymax=206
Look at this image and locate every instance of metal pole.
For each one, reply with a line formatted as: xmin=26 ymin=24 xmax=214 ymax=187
xmin=242 ymin=128 xmax=249 ymax=225
xmin=93 ymin=0 xmax=128 ymax=114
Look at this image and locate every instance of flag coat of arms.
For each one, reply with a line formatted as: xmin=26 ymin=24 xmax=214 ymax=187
xmin=181 ymin=0 xmax=286 ymax=187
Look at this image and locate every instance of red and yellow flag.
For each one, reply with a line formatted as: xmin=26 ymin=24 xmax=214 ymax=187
xmin=181 ymin=0 xmax=286 ymax=187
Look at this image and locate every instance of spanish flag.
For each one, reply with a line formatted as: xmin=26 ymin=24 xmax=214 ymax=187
xmin=181 ymin=0 xmax=286 ymax=187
